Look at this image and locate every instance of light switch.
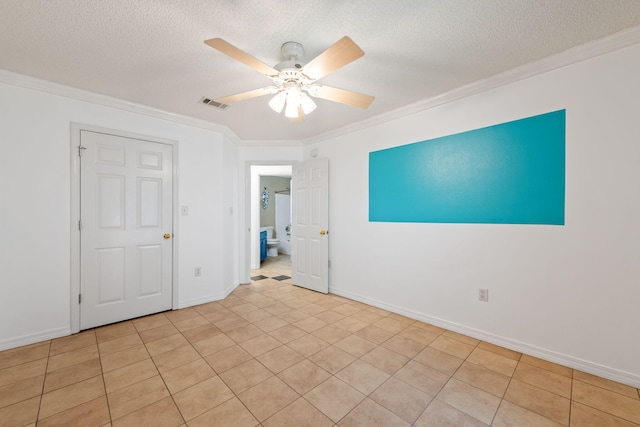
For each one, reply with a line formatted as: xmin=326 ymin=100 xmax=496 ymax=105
xmin=181 ymin=206 xmax=189 ymax=216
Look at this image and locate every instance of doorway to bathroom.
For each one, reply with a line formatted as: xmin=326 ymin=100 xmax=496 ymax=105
xmin=250 ymin=165 xmax=292 ymax=281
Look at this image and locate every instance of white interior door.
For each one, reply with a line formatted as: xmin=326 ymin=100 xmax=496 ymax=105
xmin=291 ymin=158 xmax=329 ymax=293
xmin=80 ymin=130 xmax=173 ymax=329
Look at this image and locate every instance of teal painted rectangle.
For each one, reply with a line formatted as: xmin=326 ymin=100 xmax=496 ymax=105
xmin=369 ymin=110 xmax=565 ymax=225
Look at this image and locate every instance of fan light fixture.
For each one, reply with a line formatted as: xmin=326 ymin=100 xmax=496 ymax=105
xmin=269 ymin=85 xmax=317 ymax=119
xmin=204 ymin=36 xmax=374 ymax=121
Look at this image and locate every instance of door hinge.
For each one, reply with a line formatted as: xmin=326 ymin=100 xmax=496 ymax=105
xmin=78 ymin=294 xmax=82 ymax=304
xmin=78 ymin=220 xmax=82 ymax=231
xmin=78 ymin=146 xmax=86 ymax=156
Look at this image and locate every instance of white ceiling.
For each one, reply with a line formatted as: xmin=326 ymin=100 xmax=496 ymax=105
xmin=1 ymin=0 xmax=639 ymax=141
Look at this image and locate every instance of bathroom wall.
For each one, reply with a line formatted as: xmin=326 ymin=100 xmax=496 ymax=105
xmin=306 ymin=42 xmax=640 ymax=386
xmin=259 ymin=176 xmax=291 ymax=231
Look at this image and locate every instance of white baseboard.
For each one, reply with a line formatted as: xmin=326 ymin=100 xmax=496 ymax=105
xmin=330 ymin=286 xmax=640 ymax=389
xmin=0 ymin=327 xmax=70 ymax=352
xmin=176 ymin=283 xmax=239 ymax=309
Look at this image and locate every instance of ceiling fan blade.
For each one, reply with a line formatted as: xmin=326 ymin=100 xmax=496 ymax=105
xmin=310 ymin=85 xmax=375 ymax=109
xmin=301 ymin=36 xmax=364 ymax=81
xmin=214 ymin=87 xmax=275 ymax=104
xmin=205 ymin=38 xmax=279 ymax=77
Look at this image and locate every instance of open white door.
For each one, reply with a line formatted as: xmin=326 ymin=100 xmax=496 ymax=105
xmin=291 ymin=158 xmax=329 ymax=293
xmin=80 ymin=130 xmax=173 ymax=329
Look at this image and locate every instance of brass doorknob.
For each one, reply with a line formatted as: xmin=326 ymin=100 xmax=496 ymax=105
xmin=320 ymin=230 xmax=327 ymax=235
xmin=163 ymin=233 xmax=171 ymax=239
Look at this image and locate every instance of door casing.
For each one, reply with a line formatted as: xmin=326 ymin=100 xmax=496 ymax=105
xmin=70 ymin=123 xmax=179 ymax=334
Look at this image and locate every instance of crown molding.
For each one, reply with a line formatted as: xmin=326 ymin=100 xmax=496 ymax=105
xmin=0 ymin=69 xmax=240 ymax=143
xmin=237 ymin=139 xmax=303 ymax=148
xmin=303 ymin=25 xmax=640 ymax=146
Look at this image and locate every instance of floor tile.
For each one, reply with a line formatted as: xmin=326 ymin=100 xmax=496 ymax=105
xmin=572 ymin=379 xmax=640 ymax=424
xmin=164 ymin=307 xmax=200 ymax=324
xmin=254 ymin=316 xmax=289 ymax=332
xmin=415 ymin=399 xmax=489 ymax=427
xmin=39 ymin=375 xmax=105 ymax=420
xmin=312 ymin=324 xmax=352 ymax=344
xmin=361 ymin=346 xmax=410 ymax=375
xmin=370 ymin=377 xmax=432 ymax=423
xmin=238 ymin=376 xmax=299 ymax=421
xmin=278 ymin=359 xmax=331 ymax=394
xmin=240 ymin=308 xmax=273 ymax=323
xmin=436 ymin=378 xmax=501 ymax=425
xmin=453 ymin=361 xmax=511 ymax=397
xmin=191 ymin=332 xmax=235 ymax=356
xmin=338 ymin=398 xmax=410 ymax=427
xmin=262 ymin=397 xmax=334 ymax=427
xmin=513 ymin=361 xmax=572 ymax=398
xmin=144 ymin=333 xmax=189 ymax=356
xmin=0 ymin=375 xmax=45 ymax=409
xmin=381 ymin=334 xmax=426 ymax=358
xmin=294 ymin=316 xmax=328 ymax=333
xmin=394 ymin=360 xmax=449 ymax=396
xmin=214 ymin=316 xmax=250 ymax=332
xmin=429 ymin=335 xmax=475 ymax=359
xmin=413 ymin=346 xmax=464 ymax=376
xmin=269 ymin=324 xmax=308 ymax=344
xmin=37 ymin=396 xmax=110 ymax=427
xmin=161 ymin=358 xmax=215 ymax=394
xmin=172 ymin=376 xmax=234 ymax=421
xmin=573 ymin=370 xmax=639 ymax=399
xmin=570 ymin=401 xmax=639 ymax=427
xmin=467 ymin=347 xmax=518 ymax=377
xmin=504 ymin=378 xmax=570 ymax=425
xmin=188 ymin=397 xmax=259 ymax=427
xmin=309 ymin=345 xmax=357 ymax=374
xmin=151 ymin=344 xmax=201 ymax=373
xmin=204 ymin=344 xmax=253 ymax=374
xmin=46 ymin=344 xmax=99 ymax=372
xmin=336 ymin=359 xmax=390 ymax=395
xmin=334 ymin=334 xmax=377 ymax=358
xmin=49 ymin=331 xmax=96 ymax=356
xmin=442 ymin=330 xmax=480 ymax=346
xmin=103 ymin=358 xmax=158 ymax=394
xmin=520 ymin=354 xmax=573 ymax=378
xmin=172 ymin=315 xmax=211 ymax=332
xmin=219 ymin=359 xmax=273 ymax=394
xmin=373 ymin=317 xmax=407 ymax=334
xmin=107 ymin=375 xmax=169 ymax=420
xmin=100 ymin=344 xmax=149 ymax=373
xmin=226 ymin=324 xmax=264 ymax=343
xmin=132 ymin=313 xmax=171 ymax=332
xmin=354 ymin=325 xmax=395 ymax=344
xmin=304 ymin=376 xmax=366 ymax=422
xmin=493 ymin=400 xmax=564 ymax=427
xmin=97 ymin=333 xmax=144 ymax=356
xmin=112 ymin=396 xmax=184 ymax=427
xmin=138 ymin=324 xmax=179 ymax=343
xmin=94 ymin=321 xmax=137 ymax=343
xmin=181 ymin=324 xmax=222 ymax=343
xmin=286 ymin=334 xmax=329 ymax=357
xmin=0 ymin=342 xmax=49 ymax=371
xmin=256 ymin=345 xmax=304 ymax=373
xmin=477 ymin=341 xmax=522 ymax=361
xmin=239 ymin=333 xmax=282 ymax=356
xmin=0 ymin=357 xmax=47 ymax=388
xmin=0 ymin=395 xmax=40 ymax=426
xmin=334 ymin=316 xmax=368 ymax=333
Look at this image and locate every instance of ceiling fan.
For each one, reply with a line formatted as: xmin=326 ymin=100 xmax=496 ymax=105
xmin=204 ymin=36 xmax=375 ymax=120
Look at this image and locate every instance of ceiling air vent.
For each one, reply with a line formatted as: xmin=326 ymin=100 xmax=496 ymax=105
xmin=199 ymin=97 xmax=229 ymax=110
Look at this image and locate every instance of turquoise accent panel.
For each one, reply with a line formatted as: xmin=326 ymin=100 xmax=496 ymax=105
xmin=369 ymin=110 xmax=565 ymax=225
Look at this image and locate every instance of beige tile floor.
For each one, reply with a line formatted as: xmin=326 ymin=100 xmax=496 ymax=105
xmin=1 ymin=255 xmax=639 ymax=426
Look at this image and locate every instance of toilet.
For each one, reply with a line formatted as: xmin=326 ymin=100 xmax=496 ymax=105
xmin=264 ymin=226 xmax=280 ymax=257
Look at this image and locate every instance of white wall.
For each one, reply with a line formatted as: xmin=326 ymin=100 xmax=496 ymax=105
xmin=0 ymin=78 xmax=238 ymax=348
xmin=310 ymin=43 xmax=640 ymax=387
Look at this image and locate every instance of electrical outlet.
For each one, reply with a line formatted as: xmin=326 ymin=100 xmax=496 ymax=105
xmin=478 ymin=288 xmax=489 ymax=302
xmin=194 ymin=267 xmax=202 ymax=277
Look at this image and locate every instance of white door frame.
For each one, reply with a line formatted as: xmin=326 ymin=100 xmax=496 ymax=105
xmin=241 ymin=162 xmax=293 ymax=282
xmin=70 ymin=123 xmax=180 ymax=333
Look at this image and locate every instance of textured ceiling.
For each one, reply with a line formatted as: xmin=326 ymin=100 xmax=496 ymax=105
xmin=1 ymin=0 xmax=640 ymax=141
